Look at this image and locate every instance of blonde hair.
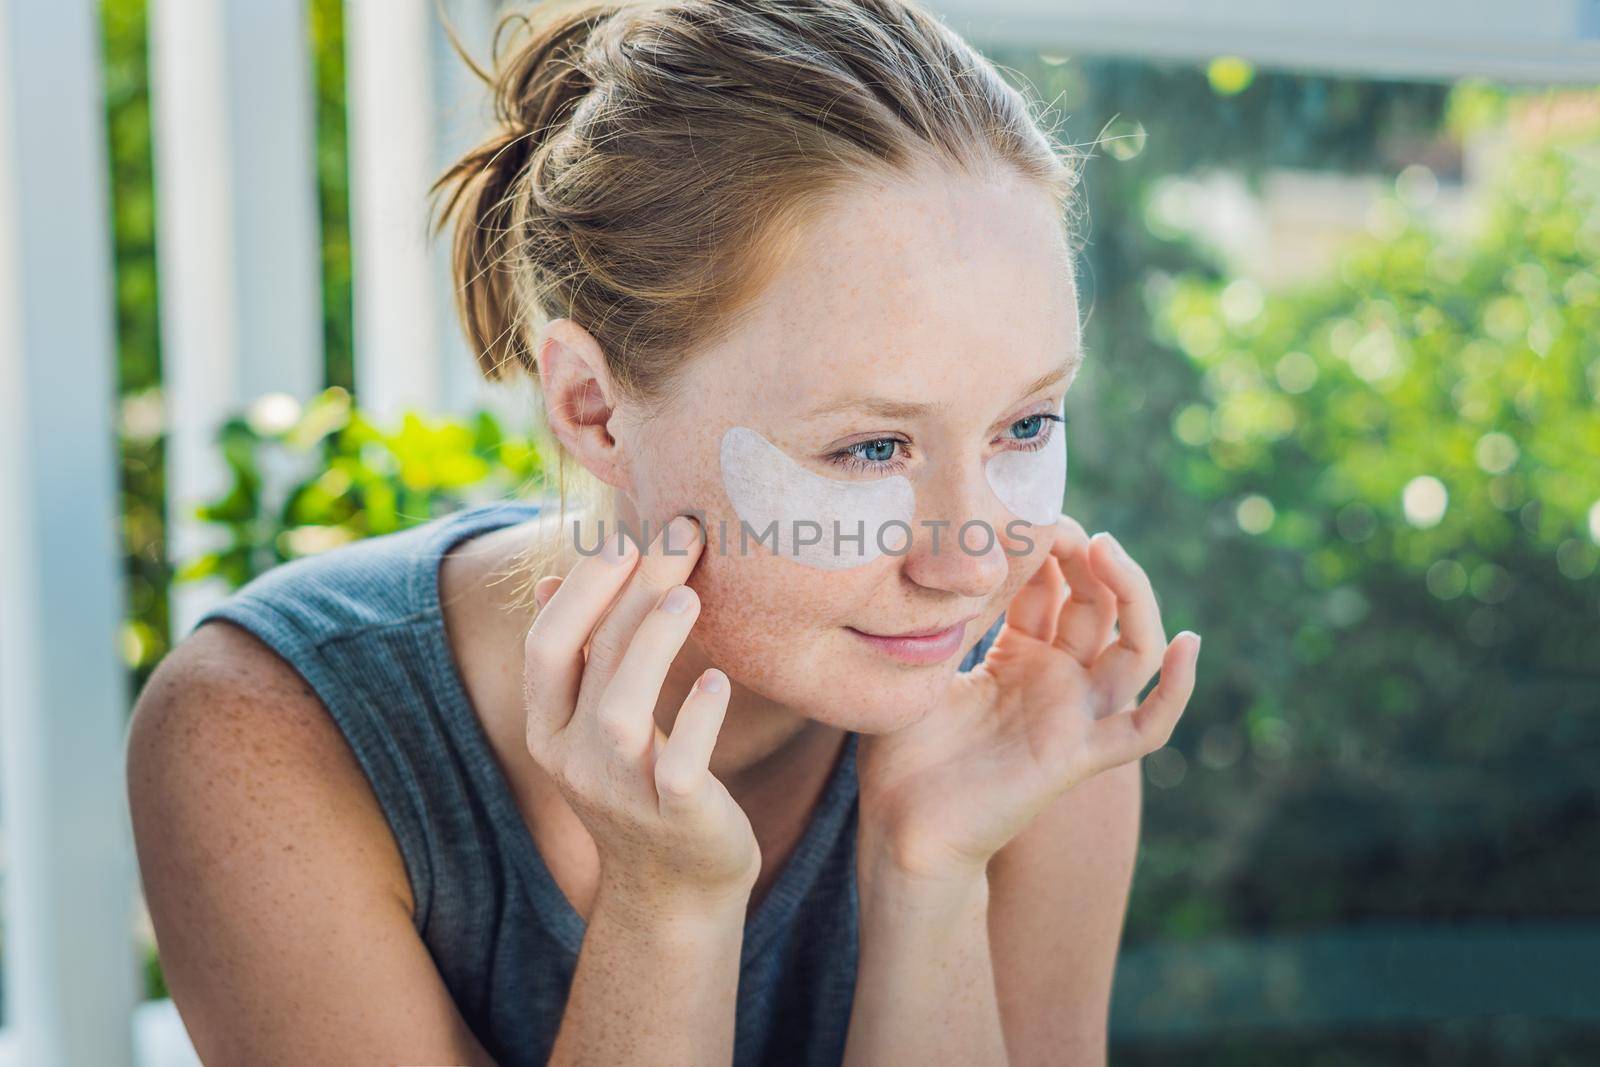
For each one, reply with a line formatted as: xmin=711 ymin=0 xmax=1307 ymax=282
xmin=426 ymin=0 xmax=1084 ymax=608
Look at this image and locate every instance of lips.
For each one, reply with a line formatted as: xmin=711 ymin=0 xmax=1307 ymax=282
xmin=852 ymin=614 xmax=979 ymax=639
xmin=845 ymin=614 xmax=979 ymax=667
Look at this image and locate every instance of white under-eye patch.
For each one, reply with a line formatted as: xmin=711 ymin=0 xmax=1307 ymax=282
xmin=984 ymin=400 xmax=1067 ymax=526
xmin=719 ymin=426 xmax=914 ymax=570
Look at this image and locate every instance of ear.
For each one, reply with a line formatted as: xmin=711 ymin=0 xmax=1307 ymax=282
xmin=535 ymin=318 xmax=634 ymax=492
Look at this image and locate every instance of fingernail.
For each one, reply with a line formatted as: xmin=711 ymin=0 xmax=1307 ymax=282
xmin=664 ymin=514 xmax=700 ymax=554
xmin=1107 ymin=533 xmax=1131 ymax=562
xmin=660 ymin=585 xmax=696 ymax=613
xmin=699 ymin=669 xmax=725 ymax=693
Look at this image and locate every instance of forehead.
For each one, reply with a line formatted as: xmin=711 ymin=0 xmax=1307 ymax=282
xmin=694 ymin=169 xmax=1081 ymax=412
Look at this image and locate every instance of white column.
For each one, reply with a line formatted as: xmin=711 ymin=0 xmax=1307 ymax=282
xmin=0 ymin=2 xmax=139 ymax=1065
xmin=347 ymin=0 xmax=529 ymax=426
xmin=148 ymin=0 xmax=324 ymax=637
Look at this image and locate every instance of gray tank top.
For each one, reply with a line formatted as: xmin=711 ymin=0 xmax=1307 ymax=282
xmin=192 ymin=499 xmax=1003 ymax=1066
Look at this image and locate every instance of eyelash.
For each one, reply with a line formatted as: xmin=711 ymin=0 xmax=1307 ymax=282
xmin=827 ymin=412 xmax=1066 ymax=475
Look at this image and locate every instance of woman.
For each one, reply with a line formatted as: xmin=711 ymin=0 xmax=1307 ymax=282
xmin=126 ymin=1 xmax=1201 ymax=1064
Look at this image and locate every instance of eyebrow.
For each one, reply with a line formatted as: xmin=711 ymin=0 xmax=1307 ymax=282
xmin=796 ymin=352 xmax=1082 ymax=422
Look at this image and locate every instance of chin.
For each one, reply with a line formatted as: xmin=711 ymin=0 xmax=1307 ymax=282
xmin=836 ymin=694 xmax=943 ymax=734
xmin=790 ymin=685 xmax=941 ymax=733
xmin=784 ymin=632 xmax=964 ymax=733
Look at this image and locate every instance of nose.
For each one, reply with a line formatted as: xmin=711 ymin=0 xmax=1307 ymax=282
xmin=897 ymin=463 xmax=1012 ymax=599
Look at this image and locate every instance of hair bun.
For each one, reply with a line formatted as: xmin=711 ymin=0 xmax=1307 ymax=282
xmin=428 ymin=0 xmax=1081 ymax=406
xmin=427 ymin=3 xmax=622 ymax=379
xmin=491 ymin=3 xmax=616 ymax=152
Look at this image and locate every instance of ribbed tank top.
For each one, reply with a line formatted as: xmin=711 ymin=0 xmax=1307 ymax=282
xmin=192 ymin=498 xmax=1004 ymax=1066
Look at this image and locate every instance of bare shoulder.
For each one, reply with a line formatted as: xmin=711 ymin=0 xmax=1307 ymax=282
xmin=128 ymin=617 xmax=416 ymax=913
xmin=126 ymin=618 xmax=496 ymax=1066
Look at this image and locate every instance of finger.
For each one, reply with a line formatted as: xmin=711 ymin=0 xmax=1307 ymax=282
xmin=586 ymin=582 xmax=701 ymax=756
xmin=1049 ymin=520 xmax=1116 ymax=663
xmin=1087 ymin=631 xmax=1200 ymax=769
xmin=1084 ymin=532 xmax=1168 ymax=711
xmin=654 ymin=667 xmax=732 ymax=813
xmin=533 ymin=575 xmax=563 ymax=608
xmin=581 ymin=514 xmax=705 ymax=692
xmin=522 ymin=531 xmax=640 ymax=747
xmin=1002 ymin=550 xmax=1068 ymax=643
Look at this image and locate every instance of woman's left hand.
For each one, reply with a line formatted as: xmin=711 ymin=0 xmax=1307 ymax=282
xmin=854 ymin=515 xmax=1201 ymax=883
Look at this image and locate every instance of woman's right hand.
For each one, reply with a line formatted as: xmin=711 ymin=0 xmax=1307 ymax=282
xmin=521 ymin=513 xmax=760 ymax=921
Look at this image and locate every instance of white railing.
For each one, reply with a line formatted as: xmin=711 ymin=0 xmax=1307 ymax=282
xmin=0 ymin=0 xmax=1595 ymax=1063
xmin=149 ymin=0 xmax=325 ymax=639
xmin=348 ymin=0 xmax=501 ymax=423
xmin=0 ymin=2 xmax=139 ymax=1066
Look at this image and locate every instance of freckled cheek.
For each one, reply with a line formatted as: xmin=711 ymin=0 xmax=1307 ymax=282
xmin=628 ymin=443 xmax=719 ymax=525
xmin=1000 ymin=539 xmax=1051 ymax=599
xmin=656 ymin=440 xmax=870 ymax=627
xmin=682 ymin=549 xmax=866 ymax=694
xmin=687 ymin=545 xmax=859 ymax=638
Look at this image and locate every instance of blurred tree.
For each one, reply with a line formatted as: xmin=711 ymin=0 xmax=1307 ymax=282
xmin=990 ymin=50 xmax=1600 ymax=1063
xmin=1133 ymin=103 xmax=1600 ymax=927
xmin=102 ymin=0 xmax=168 ymax=688
xmin=310 ymin=0 xmax=355 ymax=394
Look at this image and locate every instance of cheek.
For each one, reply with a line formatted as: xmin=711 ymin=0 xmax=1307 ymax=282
xmin=625 ymin=433 xmax=715 ymax=526
xmin=1013 ymin=546 xmax=1046 ymax=593
xmin=685 ymin=545 xmax=864 ymax=699
xmin=688 ymin=538 xmax=862 ymax=634
xmin=996 ymin=533 xmax=1052 ymax=603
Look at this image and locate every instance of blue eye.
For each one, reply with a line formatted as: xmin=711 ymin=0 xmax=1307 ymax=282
xmin=1009 ymin=412 xmax=1066 ymax=448
xmin=856 ymin=439 xmax=898 ymax=463
xmin=826 ymin=411 xmax=1065 ymax=476
xmin=830 ymin=437 xmax=909 ymax=475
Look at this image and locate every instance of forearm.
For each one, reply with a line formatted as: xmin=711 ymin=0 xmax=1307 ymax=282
xmin=842 ymin=853 xmax=1009 ymax=1066
xmin=547 ymin=881 xmax=745 ymax=1066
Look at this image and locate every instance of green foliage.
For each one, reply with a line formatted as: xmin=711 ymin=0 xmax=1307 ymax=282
xmin=174 ymin=389 xmax=546 ymax=591
xmin=1152 ymin=141 xmax=1600 ymax=575
xmin=1124 ymin=107 xmax=1600 ymax=948
xmin=309 ymin=0 xmax=355 ymax=393
xmin=102 ymin=0 xmax=170 ymax=685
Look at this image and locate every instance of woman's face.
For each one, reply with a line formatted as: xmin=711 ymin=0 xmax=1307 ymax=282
xmin=614 ymin=167 xmax=1083 ymax=733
